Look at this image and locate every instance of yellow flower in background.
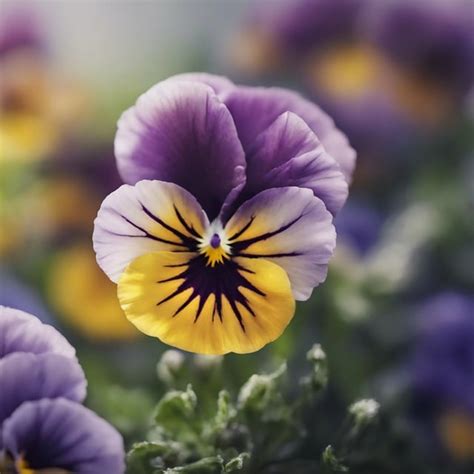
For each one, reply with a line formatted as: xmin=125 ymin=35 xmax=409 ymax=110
xmin=306 ymin=44 xmax=391 ymax=101
xmin=30 ymin=177 xmax=100 ymax=237
xmin=0 ymin=113 xmax=56 ymax=163
xmin=438 ymin=410 xmax=474 ymax=461
xmin=0 ymin=51 xmax=89 ymax=163
xmin=48 ymin=244 xmax=139 ymax=341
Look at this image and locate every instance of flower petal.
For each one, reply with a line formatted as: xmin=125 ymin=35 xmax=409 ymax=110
xmin=117 ymin=251 xmax=295 ymax=355
xmin=0 ymin=306 xmax=75 ymax=359
xmin=115 ymin=79 xmax=246 ymax=219
xmin=226 ymin=187 xmax=336 ymax=301
xmin=163 ymin=72 xmax=235 ymax=94
xmin=235 ymin=111 xmax=348 ymax=216
xmin=222 ymin=85 xmax=356 ymax=181
xmin=2 ymin=398 xmax=125 ymax=473
xmin=93 ymin=180 xmax=208 ymax=283
xmin=0 ymin=352 xmax=86 ymax=425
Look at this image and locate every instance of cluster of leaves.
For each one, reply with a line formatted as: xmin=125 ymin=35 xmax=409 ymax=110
xmin=126 ymin=344 xmax=382 ymax=474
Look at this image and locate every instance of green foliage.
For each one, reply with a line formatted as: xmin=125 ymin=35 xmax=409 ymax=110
xmin=322 ymin=446 xmax=348 ymax=473
xmin=126 ymin=344 xmax=381 ymax=474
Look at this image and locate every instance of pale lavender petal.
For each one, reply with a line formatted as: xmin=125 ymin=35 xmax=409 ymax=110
xmin=93 ymin=180 xmax=209 ymax=283
xmin=226 ymin=187 xmax=336 ymax=300
xmin=115 ymin=79 xmax=246 ymax=219
xmin=0 ymin=352 xmax=86 ymax=424
xmin=319 ymin=127 xmax=356 ymax=183
xmin=234 ymin=111 xmax=348 ymax=216
xmin=0 ymin=306 xmax=75 ymax=359
xmin=2 ymin=398 xmax=125 ymax=473
xmin=164 ymin=72 xmax=235 ymax=94
xmin=221 ymin=85 xmax=356 ymax=182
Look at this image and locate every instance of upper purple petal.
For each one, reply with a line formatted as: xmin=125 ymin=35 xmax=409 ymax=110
xmin=163 ymin=72 xmax=235 ymax=94
xmin=233 ymin=111 xmax=348 ymax=216
xmin=0 ymin=306 xmax=75 ymax=359
xmin=221 ymin=85 xmax=356 ymax=183
xmin=115 ymin=79 xmax=246 ymax=220
xmin=2 ymin=398 xmax=125 ymax=473
xmin=0 ymin=352 xmax=87 ymax=425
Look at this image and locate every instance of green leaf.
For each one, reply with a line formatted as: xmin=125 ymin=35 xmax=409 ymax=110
xmin=321 ymin=445 xmax=348 ymax=473
xmin=92 ymin=385 xmax=154 ymax=437
xmin=126 ymin=442 xmax=170 ymax=474
xmin=214 ymin=390 xmax=236 ymax=430
xmin=224 ymin=452 xmax=250 ymax=472
xmin=163 ymin=456 xmax=224 ymax=473
xmin=237 ymin=363 xmax=286 ymax=414
xmin=154 ymin=384 xmax=198 ymax=439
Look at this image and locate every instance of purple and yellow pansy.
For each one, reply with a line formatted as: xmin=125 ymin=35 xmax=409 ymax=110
xmin=0 ymin=306 xmax=125 ymax=473
xmin=93 ymin=73 xmax=355 ymax=354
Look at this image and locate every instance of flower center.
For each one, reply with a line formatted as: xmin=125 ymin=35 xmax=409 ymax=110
xmin=17 ymin=456 xmax=35 ymax=474
xmin=198 ymin=221 xmax=231 ymax=267
xmin=210 ymin=233 xmax=221 ymax=249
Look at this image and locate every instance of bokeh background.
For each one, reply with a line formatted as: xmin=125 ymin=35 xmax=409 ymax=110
xmin=1 ymin=1 xmax=473 ymax=472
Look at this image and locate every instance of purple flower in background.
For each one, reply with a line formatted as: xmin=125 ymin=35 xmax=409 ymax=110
xmin=2 ymin=398 xmax=125 ymax=473
xmin=412 ymin=293 xmax=474 ymax=460
xmin=0 ymin=306 xmax=75 ymax=358
xmin=250 ymin=0 xmax=364 ymax=57
xmin=93 ymin=73 xmax=355 ymax=354
xmin=334 ymin=201 xmax=383 ymax=256
xmin=367 ymin=0 xmax=474 ymax=99
xmin=413 ymin=293 xmax=474 ymax=415
xmin=0 ymin=352 xmax=86 ymax=426
xmin=0 ymin=307 xmax=125 ymax=473
xmin=235 ymin=0 xmax=474 ymax=164
xmin=0 ymin=7 xmax=43 ymax=57
xmin=233 ymin=0 xmax=365 ymax=75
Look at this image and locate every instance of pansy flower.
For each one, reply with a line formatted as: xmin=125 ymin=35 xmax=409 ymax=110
xmin=0 ymin=7 xmax=88 ymax=164
xmin=0 ymin=306 xmax=125 ymax=473
xmin=0 ymin=306 xmax=75 ymax=358
xmin=1 ymin=398 xmax=125 ymax=473
xmin=93 ymin=73 xmax=355 ymax=354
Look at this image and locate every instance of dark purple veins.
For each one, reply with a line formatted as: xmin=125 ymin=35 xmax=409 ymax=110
xmin=157 ymin=254 xmax=265 ymax=332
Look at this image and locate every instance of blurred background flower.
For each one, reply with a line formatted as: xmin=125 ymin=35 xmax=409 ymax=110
xmin=411 ymin=293 xmax=474 ymax=462
xmin=232 ymin=0 xmax=474 ymax=185
xmin=0 ymin=8 xmax=89 ymax=164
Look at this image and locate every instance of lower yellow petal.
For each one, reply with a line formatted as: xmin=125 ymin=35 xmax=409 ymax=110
xmin=118 ymin=251 xmax=295 ymax=354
